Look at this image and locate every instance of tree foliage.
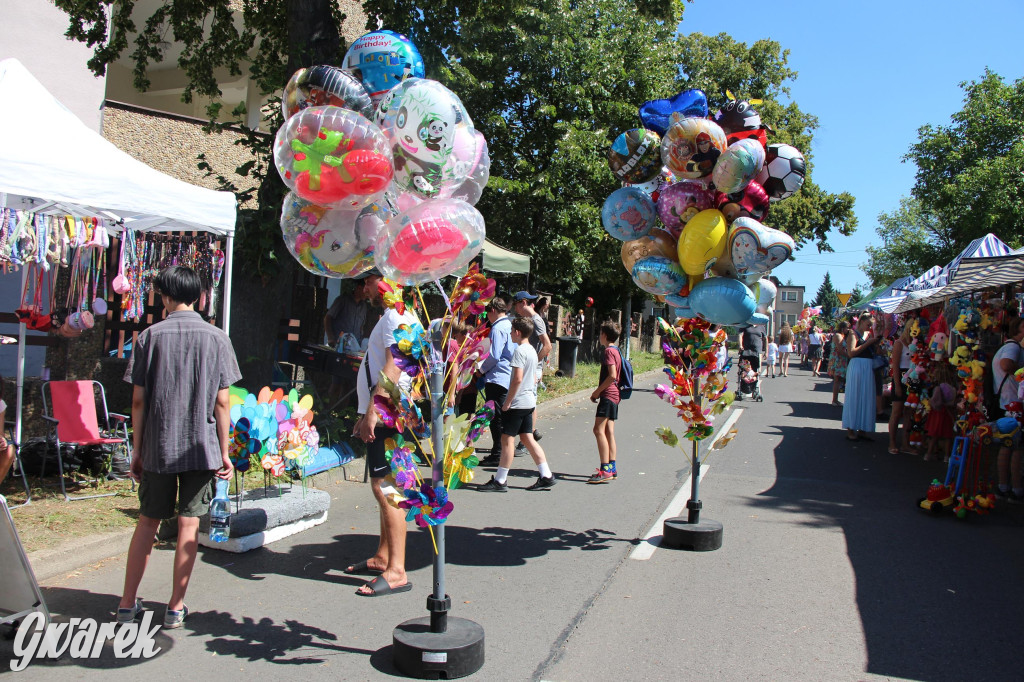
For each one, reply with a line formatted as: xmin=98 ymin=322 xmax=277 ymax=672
xmin=862 ymin=196 xmax=953 ymax=288
xmin=812 ymin=272 xmax=840 ymax=318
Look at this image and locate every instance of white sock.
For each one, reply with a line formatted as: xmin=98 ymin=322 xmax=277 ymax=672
xmin=538 ymin=462 xmax=552 ymax=479
xmin=495 ymin=467 xmax=509 ymax=484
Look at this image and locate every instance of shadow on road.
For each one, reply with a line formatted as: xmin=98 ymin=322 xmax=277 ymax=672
xmin=751 ymin=398 xmax=1024 ymax=682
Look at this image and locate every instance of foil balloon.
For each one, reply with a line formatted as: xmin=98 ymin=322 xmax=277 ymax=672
xmin=441 ymin=130 xmax=490 ymax=205
xmin=729 ymin=217 xmax=795 ymax=278
xmin=621 ymin=228 xmax=678 ymax=273
xmin=274 ymin=106 xmax=393 ymax=208
xmin=657 ymin=180 xmax=714 ymax=235
xmin=378 ymin=78 xmax=475 ymax=198
xmin=664 ymin=293 xmax=690 ymax=309
xmin=688 ymin=277 xmax=757 ymax=326
xmin=678 ymin=209 xmax=728 ymax=276
xmin=601 ymin=187 xmax=657 ymax=241
xmin=631 ymin=256 xmax=689 ymax=296
xmin=608 ymin=128 xmax=662 ymax=184
xmin=281 ymin=65 xmax=374 ymax=121
xmin=714 ymin=95 xmax=764 ymax=135
xmin=280 ymin=192 xmax=392 ymax=278
xmin=374 ymin=198 xmax=485 ymax=285
xmin=752 ymin=278 xmax=778 ymax=314
xmin=671 ymin=305 xmax=696 ymax=320
xmin=754 ymin=143 xmax=806 ymax=200
xmin=638 ymin=89 xmax=709 ymax=137
xmin=342 ymin=30 xmax=425 ymax=103
xmin=715 ymin=181 xmax=770 ymax=223
xmin=711 ymin=138 xmax=766 ymax=195
xmin=661 ymin=118 xmax=728 ymax=180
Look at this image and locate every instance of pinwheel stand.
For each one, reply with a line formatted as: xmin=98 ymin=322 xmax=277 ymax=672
xmin=393 ymin=356 xmax=484 ymax=679
xmin=662 ymin=376 xmax=723 ymax=552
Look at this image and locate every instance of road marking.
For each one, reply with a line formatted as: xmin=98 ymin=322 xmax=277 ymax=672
xmin=629 ymin=407 xmax=744 ymax=561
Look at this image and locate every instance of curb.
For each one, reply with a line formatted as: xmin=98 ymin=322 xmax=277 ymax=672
xmin=536 ymin=368 xmax=662 ymax=415
xmin=28 ymin=528 xmax=135 ymax=582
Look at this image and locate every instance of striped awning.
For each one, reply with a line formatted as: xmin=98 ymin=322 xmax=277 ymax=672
xmin=893 ymin=253 xmax=1024 ymax=312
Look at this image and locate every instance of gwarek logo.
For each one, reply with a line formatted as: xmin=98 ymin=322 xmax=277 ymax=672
xmin=9 ymin=611 xmax=161 ymax=672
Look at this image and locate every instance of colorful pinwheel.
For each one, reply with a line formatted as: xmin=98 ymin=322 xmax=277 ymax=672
xmin=379 ymin=278 xmax=406 ymax=314
xmin=385 ymin=435 xmax=419 ymax=490
xmin=399 ymin=484 xmax=454 ymax=528
xmin=444 ymin=446 xmax=479 ymax=490
xmin=450 ymin=263 xmax=496 ymax=319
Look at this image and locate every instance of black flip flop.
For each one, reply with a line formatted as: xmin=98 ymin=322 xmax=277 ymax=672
xmin=857 ymin=434 xmax=875 ymax=442
xmin=356 ymin=575 xmax=413 ymax=597
xmin=344 ymin=560 xmax=383 ymax=576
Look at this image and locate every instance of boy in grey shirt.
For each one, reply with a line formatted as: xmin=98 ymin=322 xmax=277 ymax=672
xmin=478 ymin=317 xmax=556 ymax=492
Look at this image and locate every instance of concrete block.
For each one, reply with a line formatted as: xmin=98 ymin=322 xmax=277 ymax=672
xmin=198 ymin=485 xmax=331 ymax=552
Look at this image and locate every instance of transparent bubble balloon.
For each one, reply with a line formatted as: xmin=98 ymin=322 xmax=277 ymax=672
xmin=378 ymin=78 xmax=475 ymax=198
xmin=281 ymin=65 xmax=374 ymax=121
xmin=274 ymin=106 xmax=393 ymax=209
xmin=281 ymin=192 xmax=394 ymax=278
xmin=374 ymin=198 xmax=486 ymax=285
xmin=342 ymin=30 xmax=426 ymax=104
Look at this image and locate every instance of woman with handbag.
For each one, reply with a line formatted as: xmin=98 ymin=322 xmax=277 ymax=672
xmin=843 ymin=313 xmax=881 ymax=441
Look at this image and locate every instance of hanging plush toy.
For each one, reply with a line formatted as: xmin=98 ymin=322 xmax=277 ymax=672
xmin=927 ymin=315 xmax=949 ymax=362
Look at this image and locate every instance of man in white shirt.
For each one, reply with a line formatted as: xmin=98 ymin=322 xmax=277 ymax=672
xmin=349 ymin=284 xmax=418 ymax=596
xmin=992 ymin=317 xmax=1024 ymax=500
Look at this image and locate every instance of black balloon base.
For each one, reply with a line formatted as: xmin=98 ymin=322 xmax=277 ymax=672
xmin=662 ymin=517 xmax=723 ymax=552
xmin=393 ymin=616 xmax=485 ymax=679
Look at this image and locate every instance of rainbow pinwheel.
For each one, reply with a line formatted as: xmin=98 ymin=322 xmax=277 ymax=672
xmin=385 ymin=435 xmax=419 ymax=490
xmin=394 ymin=322 xmax=431 ymax=361
xmin=228 ymin=386 xmax=321 ymax=477
xmin=379 ymin=278 xmax=406 ymax=314
xmin=399 ymin=484 xmax=454 ymax=528
xmin=450 ymin=263 xmax=496 ymax=319
xmin=444 ymin=446 xmax=479 ymax=490
xmin=465 ymin=402 xmax=497 ymax=445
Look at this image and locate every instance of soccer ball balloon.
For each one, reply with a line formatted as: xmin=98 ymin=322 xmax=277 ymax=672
xmin=754 ymin=144 xmax=805 ymax=201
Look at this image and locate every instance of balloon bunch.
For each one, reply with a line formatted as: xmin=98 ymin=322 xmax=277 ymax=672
xmin=653 ymin=317 xmax=735 ymax=443
xmin=228 ymin=387 xmax=320 ymax=477
xmin=274 ymin=30 xmax=490 ymax=284
xmin=603 ymin=89 xmax=805 ymax=325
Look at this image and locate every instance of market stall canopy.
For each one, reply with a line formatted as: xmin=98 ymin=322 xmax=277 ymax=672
xmin=480 ymin=239 xmax=530 ymax=274
xmin=894 ymin=253 xmax=1024 ymax=313
xmin=853 ymin=276 xmax=913 ymax=310
xmin=0 ymin=58 xmax=237 ymax=235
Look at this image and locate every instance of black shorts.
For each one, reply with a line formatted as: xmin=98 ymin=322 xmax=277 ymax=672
xmin=595 ymin=397 xmax=619 ymax=420
xmin=808 ymin=345 xmax=823 ymax=360
xmin=367 ymin=425 xmax=400 ymax=479
xmin=501 ymin=408 xmax=535 ymax=437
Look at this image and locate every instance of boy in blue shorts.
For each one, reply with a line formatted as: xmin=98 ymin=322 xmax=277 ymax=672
xmin=478 ymin=317 xmax=556 ymax=492
xmin=589 ymin=321 xmax=622 ymax=483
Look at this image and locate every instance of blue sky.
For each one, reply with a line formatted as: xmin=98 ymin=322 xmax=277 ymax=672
xmin=677 ymin=0 xmax=1024 ymax=296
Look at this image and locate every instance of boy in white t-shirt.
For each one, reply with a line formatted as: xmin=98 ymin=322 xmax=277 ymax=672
xmin=766 ymin=339 xmax=779 ymax=378
xmin=478 ymin=317 xmax=556 ymax=492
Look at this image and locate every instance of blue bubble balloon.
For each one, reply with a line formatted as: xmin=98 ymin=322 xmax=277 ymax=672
xmin=601 ymin=187 xmax=657 ymax=241
xmin=631 ymin=256 xmax=688 ymax=296
xmin=638 ymin=89 xmax=709 ymax=137
xmin=688 ymin=277 xmax=757 ymax=326
xmin=343 ymin=30 xmax=426 ymax=103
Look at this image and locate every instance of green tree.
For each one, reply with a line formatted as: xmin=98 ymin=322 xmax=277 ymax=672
xmin=862 ymin=196 xmax=953 ymax=287
xmin=812 ymin=272 xmax=840 ymax=318
xmin=675 ymin=33 xmax=857 ymax=252
xmin=849 ymin=283 xmax=865 ymax=307
xmin=905 ymin=69 xmax=1024 ymax=248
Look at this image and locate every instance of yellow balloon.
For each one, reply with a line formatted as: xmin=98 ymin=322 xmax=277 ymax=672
xmin=678 ymin=209 xmax=728 ymax=276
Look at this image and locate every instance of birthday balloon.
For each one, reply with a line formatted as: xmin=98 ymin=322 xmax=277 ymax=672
xmin=281 ymin=65 xmax=373 ymax=121
xmin=374 ymin=198 xmax=485 ymax=285
xmin=661 ymin=118 xmax=728 ymax=180
xmin=688 ymin=277 xmax=757 ymax=326
xmin=638 ymin=89 xmax=709 ymax=137
xmin=608 ymin=128 xmax=662 ymax=184
xmin=274 ymin=106 xmax=393 ymax=208
xmin=378 ymin=78 xmax=474 ymax=198
xmin=342 ymin=30 xmax=425 ymax=104
xmin=728 ymin=216 xmax=795 ymax=278
xmin=715 ymin=181 xmax=770 ymax=223
xmin=281 ymin=192 xmax=392 ymax=278
xmin=678 ymin=209 xmax=728 ymax=276
xmin=602 ymin=187 xmax=657 ymax=241
xmin=632 ymin=256 xmax=689 ymax=296
xmin=621 ymin=228 xmax=678 ymax=273
xmin=711 ymin=138 xmax=766 ymax=195
xmin=657 ymin=180 xmax=715 ymax=235
xmin=441 ymin=130 xmax=490 ymax=205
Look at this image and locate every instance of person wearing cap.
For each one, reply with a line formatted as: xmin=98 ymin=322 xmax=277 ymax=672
xmin=324 ymin=270 xmax=383 ymax=404
xmin=513 ymin=291 xmax=550 ymax=446
xmin=478 ymin=297 xmax=517 ymax=465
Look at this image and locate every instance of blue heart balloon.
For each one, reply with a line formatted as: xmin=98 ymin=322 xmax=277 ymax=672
xmin=638 ymin=89 xmax=709 ymax=137
xmin=688 ymin=276 xmax=756 ymax=326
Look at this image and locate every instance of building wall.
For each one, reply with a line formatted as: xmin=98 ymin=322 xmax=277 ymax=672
xmin=774 ymin=286 xmax=805 ymax=332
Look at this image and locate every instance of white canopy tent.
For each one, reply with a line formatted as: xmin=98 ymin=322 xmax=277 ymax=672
xmin=0 ymin=58 xmax=238 ymax=448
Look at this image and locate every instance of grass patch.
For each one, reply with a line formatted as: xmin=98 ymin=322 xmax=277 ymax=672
xmin=539 ymin=349 xmax=663 ymax=403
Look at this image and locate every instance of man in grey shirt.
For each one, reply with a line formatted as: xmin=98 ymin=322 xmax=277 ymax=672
xmin=117 ymin=266 xmax=241 ymax=629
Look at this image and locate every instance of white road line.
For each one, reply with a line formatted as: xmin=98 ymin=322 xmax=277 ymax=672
xmin=629 ymin=407 xmax=744 ymax=561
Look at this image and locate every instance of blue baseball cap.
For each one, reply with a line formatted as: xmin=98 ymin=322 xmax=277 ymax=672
xmin=513 ymin=291 xmax=538 ymax=301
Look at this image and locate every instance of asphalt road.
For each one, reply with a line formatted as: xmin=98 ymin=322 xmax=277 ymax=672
xmin=4 ymin=364 xmax=1024 ymax=680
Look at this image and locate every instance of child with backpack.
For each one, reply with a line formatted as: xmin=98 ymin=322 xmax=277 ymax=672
xmin=588 ymin=321 xmax=632 ymax=483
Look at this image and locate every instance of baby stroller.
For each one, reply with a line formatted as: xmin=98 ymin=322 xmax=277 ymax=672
xmin=736 ymin=351 xmax=763 ymax=402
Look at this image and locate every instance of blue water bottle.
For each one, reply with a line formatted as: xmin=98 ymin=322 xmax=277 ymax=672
xmin=209 ymin=479 xmax=231 ymax=542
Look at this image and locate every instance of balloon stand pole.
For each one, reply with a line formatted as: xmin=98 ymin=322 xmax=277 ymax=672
xmin=392 ymin=331 xmax=484 ymax=679
xmin=662 ymin=375 xmax=723 ymax=551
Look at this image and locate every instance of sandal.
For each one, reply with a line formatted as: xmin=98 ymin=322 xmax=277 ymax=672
xmin=887 ymin=447 xmax=900 ymax=455
xmin=356 ymin=575 xmax=412 ymax=597
xmin=857 ymin=434 xmax=875 ymax=442
xmin=344 ymin=560 xmax=383 ymax=576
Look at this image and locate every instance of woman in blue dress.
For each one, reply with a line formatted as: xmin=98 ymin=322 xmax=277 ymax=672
xmin=843 ymin=313 xmax=882 ymax=440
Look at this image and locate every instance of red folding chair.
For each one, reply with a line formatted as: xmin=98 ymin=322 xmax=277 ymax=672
xmin=40 ymin=381 xmax=133 ymax=502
